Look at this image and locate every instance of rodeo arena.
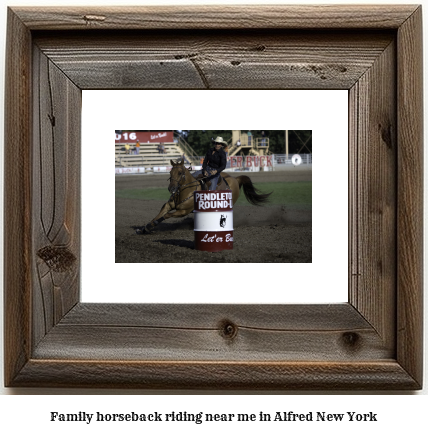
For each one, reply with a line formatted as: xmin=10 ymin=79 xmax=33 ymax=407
xmin=115 ymin=130 xmax=312 ymax=263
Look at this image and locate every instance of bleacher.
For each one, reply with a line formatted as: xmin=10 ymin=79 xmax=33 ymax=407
xmin=115 ymin=142 xmax=189 ymax=169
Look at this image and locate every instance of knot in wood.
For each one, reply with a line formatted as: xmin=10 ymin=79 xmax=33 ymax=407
xmin=341 ymin=332 xmax=361 ymax=350
xmin=37 ymin=245 xmax=76 ymax=272
xmin=378 ymin=122 xmax=393 ymax=149
xmin=219 ymin=320 xmax=238 ymax=340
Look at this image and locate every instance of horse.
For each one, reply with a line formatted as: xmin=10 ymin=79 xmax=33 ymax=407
xmin=139 ymin=158 xmax=271 ymax=234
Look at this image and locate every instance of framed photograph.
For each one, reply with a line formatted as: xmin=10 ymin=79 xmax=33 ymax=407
xmin=4 ymin=5 xmax=423 ymax=389
xmin=86 ymin=91 xmax=345 ymax=305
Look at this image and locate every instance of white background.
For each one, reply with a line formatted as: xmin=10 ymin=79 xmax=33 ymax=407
xmin=0 ymin=0 xmax=427 ymax=431
xmin=82 ymin=89 xmax=348 ymax=304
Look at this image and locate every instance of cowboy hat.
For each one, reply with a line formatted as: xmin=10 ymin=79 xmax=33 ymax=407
xmin=212 ymin=136 xmax=228 ymax=146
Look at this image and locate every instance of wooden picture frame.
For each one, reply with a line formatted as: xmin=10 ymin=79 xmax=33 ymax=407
xmin=4 ymin=5 xmax=423 ymax=390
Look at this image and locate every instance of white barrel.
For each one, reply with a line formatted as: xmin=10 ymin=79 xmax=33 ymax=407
xmin=194 ymin=190 xmax=233 ymax=252
xmin=194 ymin=211 xmax=233 ymax=231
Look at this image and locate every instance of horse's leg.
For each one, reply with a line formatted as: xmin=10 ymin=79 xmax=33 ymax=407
xmin=141 ymin=201 xmax=174 ymax=233
xmin=141 ymin=203 xmax=193 ymax=234
xmin=163 ymin=208 xmax=193 ymax=220
xmin=141 ymin=169 xmax=197 ymax=234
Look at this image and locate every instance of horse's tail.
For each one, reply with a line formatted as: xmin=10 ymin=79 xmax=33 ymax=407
xmin=237 ymin=175 xmax=272 ymax=206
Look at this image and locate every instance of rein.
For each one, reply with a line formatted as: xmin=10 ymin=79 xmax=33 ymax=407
xmin=168 ymin=168 xmax=207 ymax=206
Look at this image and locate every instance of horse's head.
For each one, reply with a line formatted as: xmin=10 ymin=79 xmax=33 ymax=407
xmin=168 ymin=159 xmax=186 ymax=194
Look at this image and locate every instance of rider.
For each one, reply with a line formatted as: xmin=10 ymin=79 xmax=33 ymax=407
xmin=192 ymin=136 xmax=227 ymax=191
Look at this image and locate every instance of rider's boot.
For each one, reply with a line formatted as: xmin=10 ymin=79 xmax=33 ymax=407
xmin=196 ymin=174 xmax=210 ymax=190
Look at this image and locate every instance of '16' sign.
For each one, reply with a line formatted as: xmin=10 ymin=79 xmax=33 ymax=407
xmin=115 ymin=132 xmax=137 ymax=141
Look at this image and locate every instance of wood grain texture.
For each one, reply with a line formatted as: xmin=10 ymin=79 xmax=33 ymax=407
xmin=12 ymin=5 xmax=419 ymax=30
xmin=4 ymin=5 xmax=423 ymax=390
xmin=3 ymin=8 xmax=32 ymax=388
xmin=60 ymin=303 xmax=370 ymax=329
xmin=34 ymin=31 xmax=393 ymax=90
xmin=349 ymin=40 xmax=397 ymax=350
xmin=32 ymin=304 xmax=391 ymax=362
xmin=32 ymin=46 xmax=81 ymax=348
xmin=12 ymin=360 xmax=418 ymax=390
xmin=396 ymin=6 xmax=424 ymax=386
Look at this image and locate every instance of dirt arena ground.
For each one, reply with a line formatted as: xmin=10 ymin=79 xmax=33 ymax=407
xmin=116 ymin=168 xmax=312 ymax=263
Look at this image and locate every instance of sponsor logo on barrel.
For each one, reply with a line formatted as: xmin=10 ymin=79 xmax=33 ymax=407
xmin=194 ymin=191 xmax=233 ymax=212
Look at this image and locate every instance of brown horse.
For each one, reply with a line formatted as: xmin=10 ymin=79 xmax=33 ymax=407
xmin=140 ymin=159 xmax=271 ymax=234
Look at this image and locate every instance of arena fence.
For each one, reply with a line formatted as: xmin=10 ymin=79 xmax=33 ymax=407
xmin=272 ymin=154 xmax=312 ymax=166
xmin=115 ymin=154 xmax=312 ymax=174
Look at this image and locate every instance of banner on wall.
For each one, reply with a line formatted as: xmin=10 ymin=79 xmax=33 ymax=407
xmin=230 ymin=155 xmax=273 ymax=168
xmin=115 ymin=131 xmax=174 ymax=143
xmin=115 ymin=167 xmax=146 ymax=174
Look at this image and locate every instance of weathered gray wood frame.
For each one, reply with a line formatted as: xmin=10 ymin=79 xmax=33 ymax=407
xmin=4 ymin=5 xmax=423 ymax=389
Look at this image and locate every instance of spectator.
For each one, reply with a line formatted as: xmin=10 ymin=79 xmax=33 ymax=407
xmin=124 ymin=143 xmax=130 ymax=154
xmin=261 ymin=131 xmax=266 ymax=146
xmin=135 ymin=140 xmax=140 ymax=154
xmin=236 ymin=139 xmax=241 ymax=147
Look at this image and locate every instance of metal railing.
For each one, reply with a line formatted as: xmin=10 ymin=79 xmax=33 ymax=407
xmin=174 ymin=134 xmax=200 ymax=165
xmin=228 ymin=137 xmax=269 ymax=157
xmin=273 ymin=154 xmax=312 ymax=165
xmin=195 ymin=153 xmax=312 ymax=169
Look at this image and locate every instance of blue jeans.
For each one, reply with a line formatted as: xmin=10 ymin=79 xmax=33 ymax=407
xmin=193 ymin=166 xmax=220 ymax=191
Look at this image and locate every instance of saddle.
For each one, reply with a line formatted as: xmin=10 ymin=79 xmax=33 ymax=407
xmin=197 ymin=174 xmax=231 ymax=191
